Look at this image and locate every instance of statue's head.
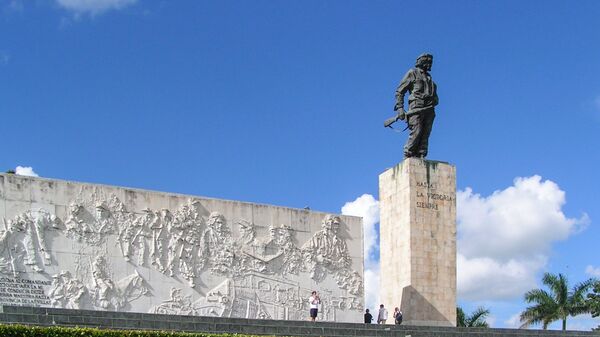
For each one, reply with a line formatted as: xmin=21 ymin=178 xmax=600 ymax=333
xmin=238 ymin=220 xmax=254 ymax=236
xmin=95 ymin=202 xmax=109 ymax=218
xmin=268 ymin=224 xmax=278 ymax=238
xmin=160 ymin=208 xmax=172 ymax=220
xmin=416 ymin=53 xmax=433 ymax=71
xmin=322 ymin=215 xmax=341 ymax=233
xmin=207 ymin=211 xmax=225 ymax=229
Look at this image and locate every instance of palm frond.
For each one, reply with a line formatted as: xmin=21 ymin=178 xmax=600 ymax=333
xmin=467 ymin=306 xmax=490 ymax=327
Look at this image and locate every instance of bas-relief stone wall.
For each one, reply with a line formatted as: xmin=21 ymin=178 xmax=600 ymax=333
xmin=0 ymin=174 xmax=364 ymax=322
xmin=379 ymin=159 xmax=456 ymax=326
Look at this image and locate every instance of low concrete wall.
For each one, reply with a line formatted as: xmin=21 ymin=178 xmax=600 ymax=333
xmin=0 ymin=305 xmax=595 ymax=337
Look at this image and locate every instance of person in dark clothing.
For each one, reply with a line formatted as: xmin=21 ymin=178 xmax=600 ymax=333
xmin=364 ymin=309 xmax=373 ymax=323
xmin=394 ymin=307 xmax=403 ymax=325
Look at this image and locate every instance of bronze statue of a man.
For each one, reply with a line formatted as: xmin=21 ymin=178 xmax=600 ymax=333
xmin=386 ymin=53 xmax=438 ymax=158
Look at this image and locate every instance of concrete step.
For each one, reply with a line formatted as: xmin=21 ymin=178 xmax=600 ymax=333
xmin=0 ymin=305 xmax=595 ymax=337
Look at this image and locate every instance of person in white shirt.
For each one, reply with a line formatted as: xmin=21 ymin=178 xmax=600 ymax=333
xmin=308 ymin=291 xmax=321 ymax=321
xmin=378 ymin=304 xmax=388 ymax=324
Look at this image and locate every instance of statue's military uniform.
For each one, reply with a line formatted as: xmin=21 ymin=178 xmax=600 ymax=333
xmin=395 ymin=61 xmax=438 ymax=158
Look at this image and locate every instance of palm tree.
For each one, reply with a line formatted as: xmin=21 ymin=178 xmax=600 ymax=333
xmin=520 ymin=272 xmax=595 ymax=330
xmin=456 ymin=306 xmax=490 ymax=327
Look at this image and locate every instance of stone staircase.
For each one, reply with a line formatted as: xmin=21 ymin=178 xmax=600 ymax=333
xmin=0 ymin=305 xmax=596 ymax=337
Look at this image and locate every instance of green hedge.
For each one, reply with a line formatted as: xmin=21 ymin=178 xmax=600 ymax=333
xmin=0 ymin=324 xmax=280 ymax=337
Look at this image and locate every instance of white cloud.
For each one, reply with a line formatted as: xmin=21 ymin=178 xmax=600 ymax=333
xmin=586 ymin=265 xmax=600 ymax=278
xmin=341 ymin=194 xmax=379 ymax=259
xmin=504 ymin=313 xmax=521 ymax=328
xmin=363 ymin=264 xmax=380 ymax=312
xmin=56 ymin=0 xmax=137 ymax=15
xmin=341 ymin=194 xmax=380 ymax=311
xmin=15 ymin=166 xmax=39 ymax=177
xmin=342 ymin=176 xmax=587 ymax=316
xmin=457 ymin=175 xmax=587 ymax=301
xmin=563 ymin=314 xmax=600 ymax=331
xmin=457 ymin=254 xmax=544 ymax=301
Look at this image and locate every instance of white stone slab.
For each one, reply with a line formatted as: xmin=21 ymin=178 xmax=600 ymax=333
xmin=0 ymin=174 xmax=363 ymax=322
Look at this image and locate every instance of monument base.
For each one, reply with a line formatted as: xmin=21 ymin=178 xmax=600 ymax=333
xmin=379 ymin=158 xmax=456 ymax=326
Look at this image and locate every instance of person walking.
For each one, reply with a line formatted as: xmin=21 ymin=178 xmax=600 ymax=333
xmin=377 ymin=304 xmax=388 ymax=324
xmin=364 ymin=309 xmax=373 ymax=323
xmin=308 ymin=291 xmax=321 ymax=321
xmin=393 ymin=307 xmax=403 ymax=325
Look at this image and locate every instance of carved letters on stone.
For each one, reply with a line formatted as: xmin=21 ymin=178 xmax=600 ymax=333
xmin=0 ymin=178 xmax=363 ymax=321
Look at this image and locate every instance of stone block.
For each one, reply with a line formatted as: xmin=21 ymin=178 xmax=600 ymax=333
xmin=379 ymin=159 xmax=456 ymax=327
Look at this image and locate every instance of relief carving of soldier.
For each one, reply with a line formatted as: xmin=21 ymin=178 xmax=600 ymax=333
xmin=150 ymin=208 xmax=171 ymax=272
xmin=234 ymin=220 xmax=267 ymax=274
xmin=302 ymin=215 xmax=351 ymax=282
xmin=0 ymin=225 xmax=14 ymax=275
xmin=165 ymin=201 xmax=203 ymax=286
xmin=199 ymin=212 xmax=234 ymax=275
xmin=276 ymin=224 xmax=303 ymax=275
xmin=9 ymin=209 xmax=60 ymax=272
xmin=48 ymin=271 xmax=86 ymax=309
xmin=91 ymin=256 xmax=122 ymax=310
xmin=118 ymin=208 xmax=152 ymax=264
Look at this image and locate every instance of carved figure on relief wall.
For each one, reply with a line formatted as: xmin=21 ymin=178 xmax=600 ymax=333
xmin=94 ymin=202 xmax=115 ymax=235
xmin=166 ymin=201 xmax=203 ymax=287
xmin=150 ymin=208 xmax=171 ymax=273
xmin=10 ymin=209 xmax=60 ymax=272
xmin=0 ymin=221 xmax=17 ymax=276
xmin=165 ymin=205 xmax=192 ymax=278
xmin=89 ymin=256 xmax=150 ymax=311
xmin=260 ymin=225 xmax=284 ymax=260
xmin=90 ymin=256 xmax=123 ymax=310
xmin=277 ymin=224 xmax=304 ymax=275
xmin=199 ymin=212 xmax=234 ymax=275
xmin=255 ymin=224 xmax=303 ymax=275
xmin=135 ymin=208 xmax=154 ymax=265
xmin=48 ymin=271 xmax=86 ymax=309
xmin=65 ymin=201 xmax=114 ymax=245
xmin=234 ymin=220 xmax=267 ymax=274
xmin=65 ymin=203 xmax=88 ymax=234
xmin=237 ymin=219 xmax=259 ymax=247
xmin=301 ymin=215 xmax=351 ymax=282
xmin=118 ymin=208 xmax=152 ymax=264
xmin=108 ymin=195 xmax=133 ymax=225
xmin=334 ymin=269 xmax=363 ymax=296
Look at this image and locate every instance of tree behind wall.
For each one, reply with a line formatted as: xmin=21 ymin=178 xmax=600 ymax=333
xmin=456 ymin=306 xmax=490 ymax=327
xmin=520 ymin=272 xmax=595 ymax=330
xmin=588 ymin=280 xmax=600 ymax=331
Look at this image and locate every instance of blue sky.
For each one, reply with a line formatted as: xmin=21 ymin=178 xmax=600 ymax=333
xmin=1 ymin=0 xmax=600 ymax=330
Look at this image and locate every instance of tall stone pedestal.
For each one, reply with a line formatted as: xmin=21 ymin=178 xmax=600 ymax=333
xmin=379 ymin=158 xmax=456 ymax=326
